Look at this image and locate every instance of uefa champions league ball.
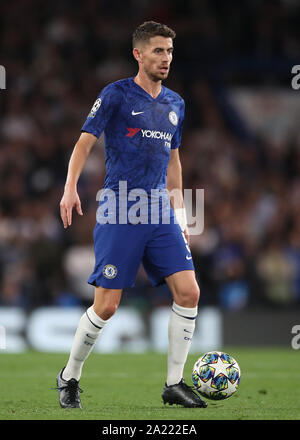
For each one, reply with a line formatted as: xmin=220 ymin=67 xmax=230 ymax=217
xmin=192 ymin=351 xmax=241 ymax=400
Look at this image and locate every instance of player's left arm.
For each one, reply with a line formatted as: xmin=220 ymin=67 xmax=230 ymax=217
xmin=167 ymin=148 xmax=189 ymax=243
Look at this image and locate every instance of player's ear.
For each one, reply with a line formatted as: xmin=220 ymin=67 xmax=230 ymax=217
xmin=133 ymin=47 xmax=142 ymax=63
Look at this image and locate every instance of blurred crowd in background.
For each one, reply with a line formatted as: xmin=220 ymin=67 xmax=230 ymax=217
xmin=1 ymin=0 xmax=300 ymax=311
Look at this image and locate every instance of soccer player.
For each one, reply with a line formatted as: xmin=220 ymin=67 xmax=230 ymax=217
xmin=56 ymin=21 xmax=207 ymax=409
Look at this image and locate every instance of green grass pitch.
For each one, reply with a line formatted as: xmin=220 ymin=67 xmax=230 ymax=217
xmin=0 ymin=347 xmax=299 ymax=420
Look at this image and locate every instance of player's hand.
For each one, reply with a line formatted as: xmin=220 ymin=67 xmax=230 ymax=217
xmin=60 ymin=188 xmax=83 ymax=228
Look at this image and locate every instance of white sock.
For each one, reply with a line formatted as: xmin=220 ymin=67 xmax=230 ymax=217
xmin=167 ymin=301 xmax=197 ymax=386
xmin=62 ymin=306 xmax=109 ymax=381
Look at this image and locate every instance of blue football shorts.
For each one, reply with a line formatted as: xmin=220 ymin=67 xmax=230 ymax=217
xmin=88 ymin=211 xmax=194 ymax=289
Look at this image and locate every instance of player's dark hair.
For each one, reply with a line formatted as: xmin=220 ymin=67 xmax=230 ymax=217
xmin=132 ymin=21 xmax=176 ymax=48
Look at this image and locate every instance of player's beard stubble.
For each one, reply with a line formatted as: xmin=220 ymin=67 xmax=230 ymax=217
xmin=144 ymin=66 xmax=169 ymax=83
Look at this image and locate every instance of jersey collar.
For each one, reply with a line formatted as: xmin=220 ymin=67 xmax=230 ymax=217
xmin=131 ymin=77 xmax=165 ymax=101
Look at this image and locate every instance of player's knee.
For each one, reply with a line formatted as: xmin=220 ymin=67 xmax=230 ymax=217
xmin=93 ymin=287 xmax=122 ymax=320
xmin=103 ymin=305 xmax=118 ymax=320
xmin=93 ymin=301 xmax=119 ymax=320
xmin=187 ymin=285 xmax=200 ymax=306
xmin=175 ymin=284 xmax=200 ymax=308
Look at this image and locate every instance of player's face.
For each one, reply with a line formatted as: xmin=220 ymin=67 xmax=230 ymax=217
xmin=138 ymin=36 xmax=173 ymax=82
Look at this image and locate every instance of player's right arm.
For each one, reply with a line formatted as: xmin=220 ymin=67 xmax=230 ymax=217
xmin=60 ymin=132 xmax=97 ymax=228
xmin=60 ymin=83 xmax=120 ymax=228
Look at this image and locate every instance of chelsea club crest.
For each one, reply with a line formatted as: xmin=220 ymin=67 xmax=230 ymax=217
xmin=169 ymin=111 xmax=178 ymax=126
xmin=102 ymin=264 xmax=118 ymax=279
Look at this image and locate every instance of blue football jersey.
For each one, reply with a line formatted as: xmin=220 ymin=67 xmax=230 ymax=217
xmin=81 ymin=77 xmax=185 ymax=194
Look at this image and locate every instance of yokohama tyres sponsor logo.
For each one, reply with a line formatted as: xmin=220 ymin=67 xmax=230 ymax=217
xmin=126 ymin=127 xmax=172 ymax=142
xmin=126 ymin=128 xmax=141 ymax=137
xmin=141 ymin=129 xmax=172 ymax=141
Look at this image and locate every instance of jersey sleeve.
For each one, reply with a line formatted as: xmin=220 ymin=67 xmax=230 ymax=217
xmin=81 ymin=83 xmax=120 ymax=138
xmin=171 ymin=100 xmax=185 ymax=149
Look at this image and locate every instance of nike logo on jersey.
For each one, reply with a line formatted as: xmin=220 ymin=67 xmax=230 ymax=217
xmin=132 ymin=110 xmax=144 ymax=116
xmin=186 ymin=255 xmax=192 ymax=260
xmin=184 ymin=329 xmax=192 ymax=333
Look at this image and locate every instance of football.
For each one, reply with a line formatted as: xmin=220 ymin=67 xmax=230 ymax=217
xmin=192 ymin=351 xmax=241 ymax=400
